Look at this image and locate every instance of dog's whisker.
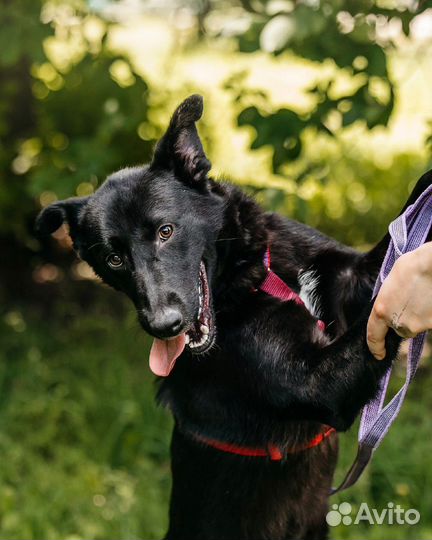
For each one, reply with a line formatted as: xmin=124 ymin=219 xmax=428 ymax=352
xmin=215 ymin=237 xmax=242 ymax=242
xmin=87 ymin=241 xmax=106 ymax=251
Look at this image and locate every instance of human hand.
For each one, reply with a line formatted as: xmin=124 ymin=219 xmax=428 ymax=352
xmin=367 ymin=242 xmax=432 ymax=360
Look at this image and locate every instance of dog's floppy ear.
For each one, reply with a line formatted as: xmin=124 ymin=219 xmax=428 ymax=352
xmin=35 ymin=196 xmax=88 ymax=237
xmin=151 ymin=94 xmax=211 ymax=184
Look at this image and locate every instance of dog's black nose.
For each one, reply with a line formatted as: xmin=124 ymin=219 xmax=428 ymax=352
xmin=149 ymin=308 xmax=183 ymax=338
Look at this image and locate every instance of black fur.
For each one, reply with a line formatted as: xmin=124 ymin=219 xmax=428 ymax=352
xmin=36 ymin=95 xmax=432 ymax=540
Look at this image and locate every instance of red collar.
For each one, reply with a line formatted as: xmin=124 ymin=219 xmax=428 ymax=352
xmin=192 ymin=427 xmax=336 ymax=460
xmin=189 ymin=247 xmax=333 ymax=460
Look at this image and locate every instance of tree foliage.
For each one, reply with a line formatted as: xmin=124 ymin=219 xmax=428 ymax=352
xmin=213 ymin=0 xmax=429 ymax=173
xmin=0 ymin=0 xmax=154 ymax=241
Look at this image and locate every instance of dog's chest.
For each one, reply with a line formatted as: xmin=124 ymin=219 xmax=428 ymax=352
xmin=298 ymin=268 xmax=322 ymax=318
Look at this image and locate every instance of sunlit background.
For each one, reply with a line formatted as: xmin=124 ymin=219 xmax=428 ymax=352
xmin=1 ymin=0 xmax=432 ymax=538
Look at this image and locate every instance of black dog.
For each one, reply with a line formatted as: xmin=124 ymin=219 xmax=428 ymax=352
xmin=36 ymin=95 xmax=432 ymax=539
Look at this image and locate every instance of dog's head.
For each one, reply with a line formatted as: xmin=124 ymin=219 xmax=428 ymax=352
xmin=36 ymin=95 xmax=225 ymax=376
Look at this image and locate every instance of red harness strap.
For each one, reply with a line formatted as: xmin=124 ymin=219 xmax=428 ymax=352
xmin=193 ymin=427 xmax=336 ymax=461
xmin=259 ymin=246 xmax=326 ymax=331
xmin=191 ymin=247 xmax=334 ymax=460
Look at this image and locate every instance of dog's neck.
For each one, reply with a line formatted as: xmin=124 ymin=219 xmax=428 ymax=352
xmin=210 ymin=181 xmax=270 ymax=305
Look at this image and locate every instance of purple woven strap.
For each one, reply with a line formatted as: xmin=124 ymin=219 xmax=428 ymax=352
xmin=332 ymin=183 xmax=432 ymax=494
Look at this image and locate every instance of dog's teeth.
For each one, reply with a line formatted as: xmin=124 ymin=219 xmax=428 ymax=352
xmin=200 ymin=325 xmax=209 ymax=335
xmin=189 ymin=334 xmax=207 ymax=349
xmin=185 ymin=334 xmax=190 ymax=345
xmin=198 ymin=293 xmax=203 ymax=317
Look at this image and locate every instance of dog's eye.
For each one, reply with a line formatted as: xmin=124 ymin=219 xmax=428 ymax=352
xmin=106 ymin=253 xmax=124 ymax=269
xmin=158 ymin=224 xmax=174 ymax=242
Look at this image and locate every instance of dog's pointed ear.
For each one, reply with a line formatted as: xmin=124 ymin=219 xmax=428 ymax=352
xmin=151 ymin=94 xmax=211 ymax=184
xmin=35 ymin=196 xmax=88 ymax=237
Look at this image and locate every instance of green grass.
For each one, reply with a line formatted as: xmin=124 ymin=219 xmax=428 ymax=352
xmin=0 ymin=301 xmax=171 ymax=540
xmin=0 ymin=301 xmax=431 ymax=539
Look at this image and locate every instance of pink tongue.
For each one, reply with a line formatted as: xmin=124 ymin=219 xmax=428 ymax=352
xmin=149 ymin=334 xmax=186 ymax=377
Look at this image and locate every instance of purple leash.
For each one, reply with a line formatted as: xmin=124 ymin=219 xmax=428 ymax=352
xmin=332 ymin=183 xmax=432 ymax=494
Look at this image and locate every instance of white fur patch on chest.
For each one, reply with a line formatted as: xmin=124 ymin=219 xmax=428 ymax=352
xmin=298 ymin=268 xmax=322 ymax=318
